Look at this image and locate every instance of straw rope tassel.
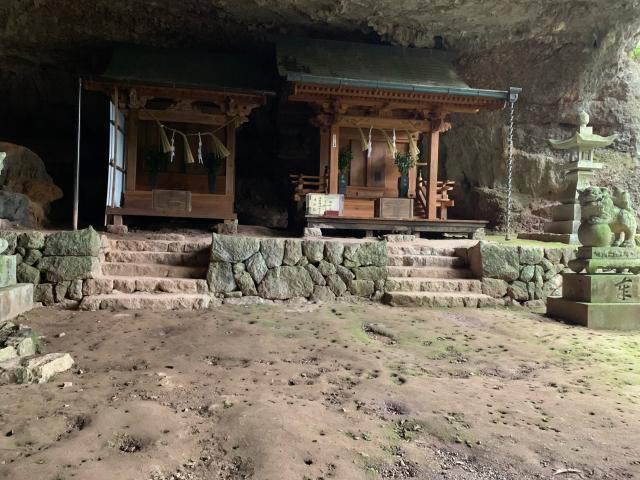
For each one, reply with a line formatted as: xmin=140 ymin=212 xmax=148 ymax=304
xmin=181 ymin=133 xmax=195 ymax=164
xmin=210 ymin=133 xmax=230 ymax=159
xmin=392 ymin=129 xmax=397 ymax=157
xmin=357 ymin=127 xmax=370 ymax=153
xmin=406 ymin=130 xmax=419 ymax=160
xmin=381 ymin=129 xmax=395 ymax=157
xmin=158 ymin=122 xmax=172 ymax=154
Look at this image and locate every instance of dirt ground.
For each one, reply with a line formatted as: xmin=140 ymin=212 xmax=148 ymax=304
xmin=0 ymin=303 xmax=639 ymax=480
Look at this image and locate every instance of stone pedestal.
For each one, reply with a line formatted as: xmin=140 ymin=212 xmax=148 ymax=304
xmin=0 ymin=254 xmax=33 ymax=322
xmin=548 ymin=273 xmax=640 ymax=330
xmin=0 ymin=284 xmax=34 ymax=322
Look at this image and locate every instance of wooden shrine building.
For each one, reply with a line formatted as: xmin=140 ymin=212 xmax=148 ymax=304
xmin=278 ymin=38 xmax=513 ymax=237
xmin=85 ymin=46 xmax=273 ymax=226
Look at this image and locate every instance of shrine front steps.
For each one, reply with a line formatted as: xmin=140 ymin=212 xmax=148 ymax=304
xmin=80 ymin=234 xmax=213 ymax=311
xmin=384 ymin=245 xmax=495 ymax=308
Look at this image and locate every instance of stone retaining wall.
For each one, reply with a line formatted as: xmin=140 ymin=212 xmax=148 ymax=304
xmin=0 ymin=227 xmax=101 ymax=306
xmin=464 ymin=241 xmax=576 ymax=307
xmin=207 ymin=234 xmax=388 ymax=303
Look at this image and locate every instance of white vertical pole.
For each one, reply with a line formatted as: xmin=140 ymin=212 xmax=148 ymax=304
xmin=73 ymin=77 xmax=82 ymax=230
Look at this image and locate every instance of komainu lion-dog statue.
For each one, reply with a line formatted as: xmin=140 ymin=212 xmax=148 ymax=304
xmin=577 ymin=186 xmax=637 ymax=248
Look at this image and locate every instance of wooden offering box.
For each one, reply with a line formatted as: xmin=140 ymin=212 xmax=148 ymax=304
xmin=374 ymin=198 xmax=414 ymax=219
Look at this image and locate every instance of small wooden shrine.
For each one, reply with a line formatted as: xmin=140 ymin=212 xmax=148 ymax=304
xmin=85 ymin=45 xmax=273 ymax=226
xmin=279 ymin=38 xmax=514 ymax=236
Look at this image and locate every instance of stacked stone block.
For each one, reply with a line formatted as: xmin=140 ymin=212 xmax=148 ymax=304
xmin=466 ymin=242 xmax=576 ymax=306
xmin=207 ymin=235 xmax=388 ymax=303
xmin=0 ymin=227 xmax=101 ymax=306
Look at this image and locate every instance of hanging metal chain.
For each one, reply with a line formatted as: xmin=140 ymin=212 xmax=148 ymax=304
xmin=506 ymin=99 xmax=515 ymax=240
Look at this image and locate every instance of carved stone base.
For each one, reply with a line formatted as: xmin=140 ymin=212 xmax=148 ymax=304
xmin=576 ymin=246 xmax=640 ymax=260
xmin=547 ymin=297 xmax=640 ymax=331
xmin=562 ymin=273 xmax=640 ymax=302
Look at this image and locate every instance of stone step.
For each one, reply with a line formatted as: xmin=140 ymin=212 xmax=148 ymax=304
xmin=383 ymin=291 xmax=499 ymax=308
xmin=385 ymin=277 xmax=482 ymax=293
xmin=387 ymin=254 xmax=465 ymax=268
xmin=104 ymin=238 xmax=210 ymax=253
xmin=88 ymin=276 xmax=208 ymax=295
xmin=104 ymin=250 xmax=209 ymax=267
xmin=79 ymin=293 xmax=211 ymax=311
xmin=101 ymin=262 xmax=207 ymax=279
xmin=387 ymin=245 xmax=456 ymax=256
xmin=386 ymin=266 xmax=474 ymax=279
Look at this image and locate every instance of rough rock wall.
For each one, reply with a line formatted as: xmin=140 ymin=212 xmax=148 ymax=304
xmin=443 ymin=35 xmax=640 ymax=228
xmin=1 ymin=0 xmax=639 ymax=229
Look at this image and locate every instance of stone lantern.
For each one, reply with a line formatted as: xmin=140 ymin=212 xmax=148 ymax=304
xmin=523 ymin=111 xmax=618 ymax=244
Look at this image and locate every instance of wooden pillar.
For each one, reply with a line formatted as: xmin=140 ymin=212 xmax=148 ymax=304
xmin=319 ymin=127 xmax=330 ymax=179
xmin=408 ymin=132 xmax=418 ymax=198
xmin=328 ymin=124 xmax=340 ymax=194
xmin=427 ymin=129 xmax=440 ymax=220
xmin=125 ymin=108 xmax=138 ymax=192
xmin=225 ymin=122 xmax=237 ymax=216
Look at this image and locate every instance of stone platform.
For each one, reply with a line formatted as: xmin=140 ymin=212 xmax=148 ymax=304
xmin=547 ymin=273 xmax=640 ymax=330
xmin=547 ymin=297 xmax=640 ymax=330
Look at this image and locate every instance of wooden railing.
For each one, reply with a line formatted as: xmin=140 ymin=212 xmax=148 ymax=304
xmin=289 ymin=167 xmax=329 ymax=202
xmin=415 ymin=172 xmax=455 ymax=220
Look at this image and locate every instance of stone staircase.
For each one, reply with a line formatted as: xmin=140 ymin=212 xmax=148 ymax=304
xmin=383 ymin=243 xmax=497 ymax=308
xmin=80 ymin=234 xmax=212 ymax=311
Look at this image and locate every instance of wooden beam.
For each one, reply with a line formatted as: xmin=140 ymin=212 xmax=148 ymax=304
xmin=138 ymin=109 xmax=227 ymax=125
xmin=328 ymin=124 xmax=340 ymax=194
xmin=84 ymin=79 xmax=269 ymax=105
xmin=125 ymin=109 xmax=138 ymax=192
xmin=225 ymin=121 xmax=237 ymax=205
xmin=316 ymin=114 xmax=432 ymax=132
xmin=290 ymin=83 xmax=504 ymax=111
xmin=427 ymin=129 xmax=440 ymax=220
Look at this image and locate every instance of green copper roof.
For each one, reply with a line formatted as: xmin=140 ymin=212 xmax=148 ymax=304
xmin=98 ymin=45 xmax=275 ymax=94
xmin=277 ymin=37 xmax=509 ymax=100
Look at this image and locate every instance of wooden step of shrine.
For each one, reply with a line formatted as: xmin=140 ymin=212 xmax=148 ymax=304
xmin=385 ymin=277 xmax=482 ymax=293
xmin=387 ymin=254 xmax=465 ymax=268
xmin=386 ymin=266 xmax=474 ymax=279
xmin=101 ymin=262 xmax=208 ymax=279
xmin=79 ymin=292 xmax=211 ymax=311
xmin=382 ymin=291 xmax=498 ymax=308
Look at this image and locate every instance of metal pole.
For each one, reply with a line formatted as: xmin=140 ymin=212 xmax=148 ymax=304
xmin=73 ymin=77 xmax=82 ymax=231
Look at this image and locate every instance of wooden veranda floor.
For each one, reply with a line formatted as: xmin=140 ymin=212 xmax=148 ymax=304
xmin=306 ymin=215 xmax=487 ymax=238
